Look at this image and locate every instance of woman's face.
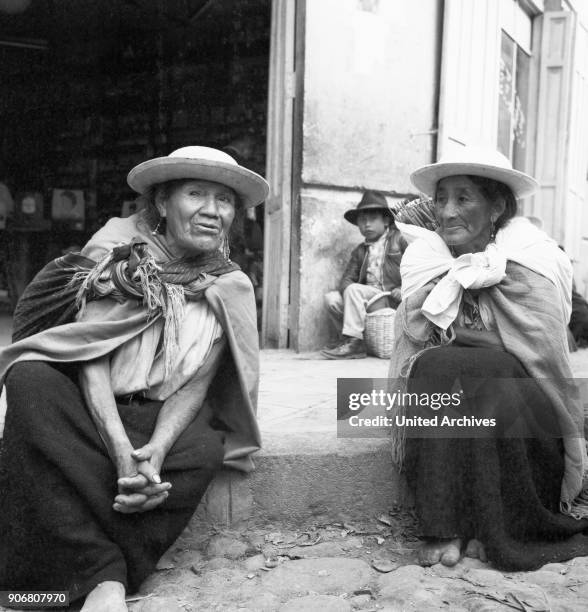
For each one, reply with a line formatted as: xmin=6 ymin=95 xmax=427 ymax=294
xmin=435 ymin=175 xmax=502 ymax=255
xmin=157 ymin=179 xmax=236 ymax=257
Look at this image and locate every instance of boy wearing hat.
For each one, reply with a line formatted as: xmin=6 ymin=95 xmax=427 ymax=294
xmin=322 ymin=190 xmax=405 ymax=359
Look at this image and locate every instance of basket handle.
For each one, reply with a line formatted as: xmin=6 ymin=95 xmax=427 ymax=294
xmin=366 ymin=291 xmax=391 ymax=310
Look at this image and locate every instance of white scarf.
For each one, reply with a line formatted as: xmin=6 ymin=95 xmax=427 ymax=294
xmin=397 ymin=217 xmax=573 ymax=330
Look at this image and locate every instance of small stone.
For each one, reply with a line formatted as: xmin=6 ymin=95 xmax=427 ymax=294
xmin=379 ymin=583 xmax=439 ymax=608
xmin=371 ymin=559 xmax=399 ymax=573
xmin=205 ymin=535 xmax=249 ymax=560
xmin=464 ymin=568 xmax=505 ymax=587
xmin=244 ymin=554 xmax=266 ymax=571
xmin=349 ymin=593 xmax=372 ymax=607
xmin=521 ymin=569 xmax=566 ymax=587
xmin=541 ymin=562 xmax=568 ymax=574
xmin=261 ymin=557 xmax=372 ymax=597
xmin=280 ymin=594 xmax=352 ymax=612
xmin=265 ymin=557 xmax=279 ymax=568
xmin=377 ymin=564 xmax=425 ymax=588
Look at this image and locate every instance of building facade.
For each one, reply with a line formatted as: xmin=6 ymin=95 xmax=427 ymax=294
xmin=263 ymin=0 xmax=588 ymax=351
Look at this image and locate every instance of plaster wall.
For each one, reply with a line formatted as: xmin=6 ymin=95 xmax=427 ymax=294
xmin=302 ymin=0 xmax=442 ymax=192
xmin=293 ymin=0 xmax=442 ymax=350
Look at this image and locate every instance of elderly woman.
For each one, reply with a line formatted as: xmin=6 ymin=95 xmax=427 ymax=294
xmin=390 ymin=148 xmax=588 ymax=570
xmin=0 ymin=146 xmax=268 ymax=610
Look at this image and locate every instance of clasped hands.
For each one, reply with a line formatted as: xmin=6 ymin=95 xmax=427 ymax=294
xmin=114 ymin=443 xmax=171 ymax=514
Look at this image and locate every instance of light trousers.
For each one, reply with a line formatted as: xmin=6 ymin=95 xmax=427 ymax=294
xmin=324 ymin=283 xmax=384 ymax=339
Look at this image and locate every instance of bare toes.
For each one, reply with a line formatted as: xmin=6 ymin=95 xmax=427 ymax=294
xmin=465 ymin=538 xmax=487 ymax=562
xmin=418 ymin=538 xmax=462 ymax=567
xmin=440 ymin=539 xmax=462 ymax=566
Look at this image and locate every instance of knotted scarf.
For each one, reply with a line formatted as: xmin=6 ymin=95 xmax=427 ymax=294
xmin=13 ymin=237 xmax=238 ymax=376
xmin=397 ymin=217 xmax=572 ymax=329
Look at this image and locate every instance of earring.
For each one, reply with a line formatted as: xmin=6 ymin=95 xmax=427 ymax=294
xmin=151 ymin=217 xmax=163 ymax=235
xmin=490 ymin=219 xmax=496 ymax=242
xmin=220 ymin=235 xmax=230 ymax=260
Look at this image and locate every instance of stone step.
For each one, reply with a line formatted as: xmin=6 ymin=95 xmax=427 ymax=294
xmin=193 ymin=436 xmax=408 ymax=531
xmin=191 ymin=351 xmax=405 ymax=531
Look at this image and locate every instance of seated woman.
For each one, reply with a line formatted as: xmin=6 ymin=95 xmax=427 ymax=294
xmin=0 ymin=146 xmax=268 ymax=611
xmin=390 ymin=147 xmax=588 ymax=570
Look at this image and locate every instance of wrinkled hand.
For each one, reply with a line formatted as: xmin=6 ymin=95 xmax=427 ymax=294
xmin=114 ymin=444 xmax=171 ymax=514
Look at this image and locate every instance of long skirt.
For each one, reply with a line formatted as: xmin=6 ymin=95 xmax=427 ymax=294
xmin=404 ymin=346 xmax=588 ymax=570
xmin=0 ymin=361 xmax=225 ymax=602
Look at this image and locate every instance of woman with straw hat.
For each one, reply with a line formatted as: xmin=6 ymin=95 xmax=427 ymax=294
xmin=389 ymin=147 xmax=588 ymax=570
xmin=0 ymin=146 xmax=268 ymax=611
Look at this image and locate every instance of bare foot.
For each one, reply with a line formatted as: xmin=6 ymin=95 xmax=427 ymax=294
xmin=81 ymin=581 xmax=127 ymax=612
xmin=465 ymin=538 xmax=488 ymax=562
xmin=418 ymin=538 xmax=462 ymax=566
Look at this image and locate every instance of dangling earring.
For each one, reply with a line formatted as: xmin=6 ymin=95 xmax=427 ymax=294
xmin=151 ymin=217 xmax=163 ymax=235
xmin=221 ymin=235 xmax=230 ymax=260
xmin=489 ymin=219 xmax=496 ymax=242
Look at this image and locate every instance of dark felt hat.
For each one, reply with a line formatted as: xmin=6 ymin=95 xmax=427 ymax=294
xmin=343 ymin=190 xmax=393 ymax=225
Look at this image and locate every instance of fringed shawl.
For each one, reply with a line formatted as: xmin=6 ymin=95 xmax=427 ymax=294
xmin=1 ymin=212 xmax=260 ymax=472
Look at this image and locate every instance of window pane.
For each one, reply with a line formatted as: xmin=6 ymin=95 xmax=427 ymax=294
xmin=513 ymin=47 xmax=530 ymax=171
xmin=497 ymin=31 xmax=515 ymax=159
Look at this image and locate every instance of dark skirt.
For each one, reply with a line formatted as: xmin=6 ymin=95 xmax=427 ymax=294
xmin=0 ymin=361 xmax=225 ymax=602
xmin=404 ymin=346 xmax=588 ymax=570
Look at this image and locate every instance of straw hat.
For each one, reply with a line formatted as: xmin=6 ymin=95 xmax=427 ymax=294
xmin=127 ymin=146 xmax=269 ymax=208
xmin=410 ymin=147 xmax=538 ymax=199
xmin=343 ymin=190 xmax=393 ymax=225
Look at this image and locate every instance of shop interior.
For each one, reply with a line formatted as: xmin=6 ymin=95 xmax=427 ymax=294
xmin=0 ymin=0 xmax=269 ymax=315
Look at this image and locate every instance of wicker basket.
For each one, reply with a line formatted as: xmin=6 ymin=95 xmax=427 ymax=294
xmin=364 ymin=308 xmax=396 ymax=359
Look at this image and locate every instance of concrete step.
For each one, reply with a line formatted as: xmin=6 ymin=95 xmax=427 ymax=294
xmin=192 ymin=351 xmax=405 ymax=531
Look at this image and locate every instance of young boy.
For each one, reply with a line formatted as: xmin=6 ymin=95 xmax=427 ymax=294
xmin=322 ymin=190 xmax=404 ymax=359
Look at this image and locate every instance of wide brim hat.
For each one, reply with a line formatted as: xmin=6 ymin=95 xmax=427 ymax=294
xmin=127 ymin=146 xmax=269 ymax=208
xmin=344 ymin=190 xmax=394 ymax=225
xmin=410 ymin=147 xmax=538 ymax=199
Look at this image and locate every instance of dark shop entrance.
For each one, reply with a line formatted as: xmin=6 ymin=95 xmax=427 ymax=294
xmin=0 ymin=0 xmax=270 ymax=321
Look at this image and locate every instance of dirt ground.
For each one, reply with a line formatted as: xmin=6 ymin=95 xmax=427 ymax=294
xmin=3 ymin=509 xmax=586 ymax=612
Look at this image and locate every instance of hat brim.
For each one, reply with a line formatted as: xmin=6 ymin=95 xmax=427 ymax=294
xmin=127 ymin=157 xmax=269 ymax=208
xmin=344 ymin=205 xmax=394 ymax=225
xmin=410 ymin=162 xmax=538 ymax=199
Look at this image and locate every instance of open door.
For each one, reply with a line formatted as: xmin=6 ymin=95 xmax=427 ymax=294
xmin=436 ymin=0 xmax=501 ymax=158
xmin=262 ymin=0 xmax=298 ymax=348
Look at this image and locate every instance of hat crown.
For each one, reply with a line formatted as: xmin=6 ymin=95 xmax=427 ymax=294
xmin=437 ymin=147 xmax=513 ymax=171
xmin=357 ymin=190 xmax=389 ymax=209
xmin=169 ymin=146 xmax=238 ymax=166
